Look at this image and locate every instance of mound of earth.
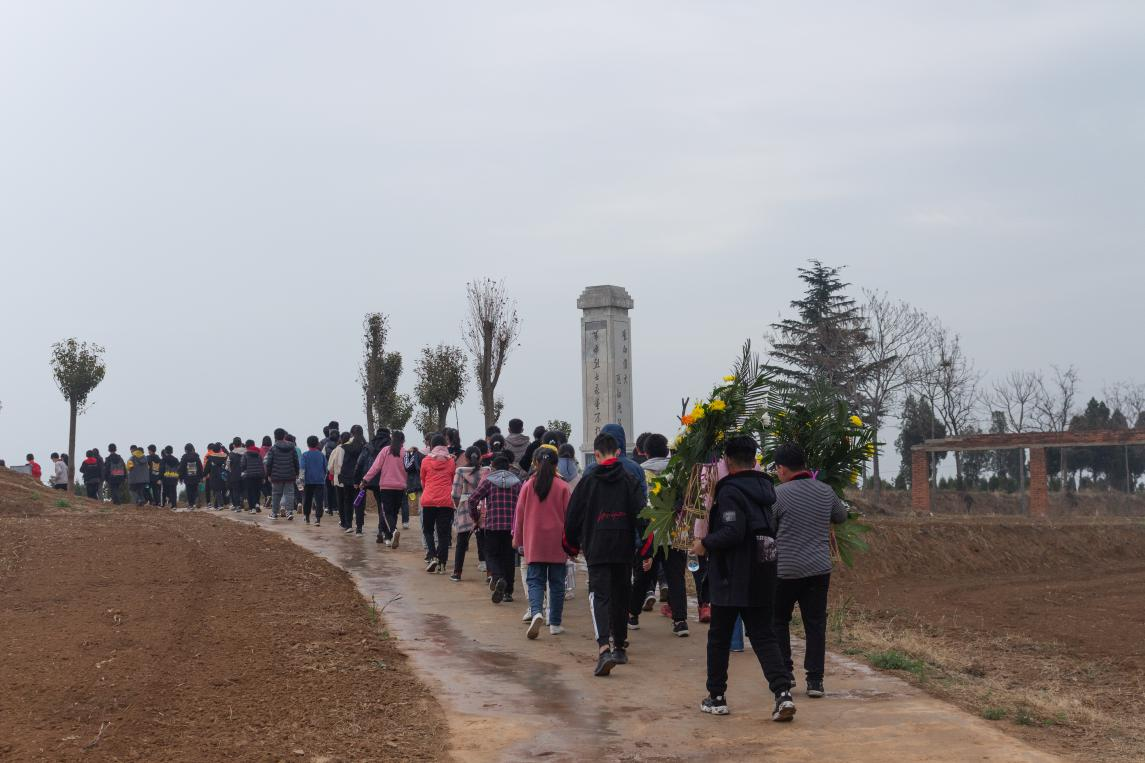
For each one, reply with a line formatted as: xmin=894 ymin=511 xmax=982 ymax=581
xmin=0 ymin=475 xmax=446 ymax=762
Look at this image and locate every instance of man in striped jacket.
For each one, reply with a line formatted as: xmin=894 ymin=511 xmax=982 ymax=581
xmin=772 ymin=444 xmax=848 ymax=700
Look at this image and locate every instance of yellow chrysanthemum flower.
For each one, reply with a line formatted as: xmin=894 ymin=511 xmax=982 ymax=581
xmin=755 ymin=453 xmax=764 ymax=464
xmin=709 ymin=398 xmax=727 ymax=412
xmin=651 ymin=481 xmax=663 ymax=496
xmin=849 ymin=415 xmax=863 ymax=427
xmin=723 ymin=375 xmax=735 ymax=382
xmin=691 ymin=405 xmax=706 ymax=421
xmin=850 ymin=470 xmax=860 ymax=484
xmin=715 ymin=431 xmax=725 ymax=443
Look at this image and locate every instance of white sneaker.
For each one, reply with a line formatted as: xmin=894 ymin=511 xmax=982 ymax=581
xmin=477 ymin=561 xmax=487 ymax=572
xmin=526 ymin=613 xmax=544 ymax=640
xmin=390 ymin=530 xmax=400 ymax=550
xmin=549 ymin=625 xmax=564 ymax=635
xmin=521 ymin=608 xmax=532 ymax=622
xmin=564 ymin=590 xmax=575 ymax=600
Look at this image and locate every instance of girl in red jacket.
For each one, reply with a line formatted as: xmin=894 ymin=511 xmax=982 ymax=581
xmin=513 ymin=445 xmax=572 ymax=638
xmin=419 ymin=434 xmax=457 ymax=573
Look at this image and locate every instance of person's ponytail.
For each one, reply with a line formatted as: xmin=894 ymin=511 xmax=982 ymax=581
xmin=533 ymin=446 xmax=558 ymax=501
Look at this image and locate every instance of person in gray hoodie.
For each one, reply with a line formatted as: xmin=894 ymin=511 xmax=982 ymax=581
xmin=504 ymin=418 xmax=532 ymax=468
xmin=264 ymin=427 xmax=300 ymax=520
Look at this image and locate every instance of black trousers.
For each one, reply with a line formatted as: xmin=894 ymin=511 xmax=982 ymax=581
xmin=454 ymin=530 xmax=473 ymax=575
xmin=707 ymin=603 xmax=792 ymax=697
xmin=420 ymin=506 xmax=454 ymax=564
xmin=588 ymin=562 xmax=631 ymax=648
xmin=148 ymin=481 xmax=161 ymax=505
xmin=631 ymin=548 xmax=687 ymax=622
xmin=774 ymin=573 xmax=831 ymax=683
xmin=228 ymin=481 xmax=243 ymax=506
xmin=378 ymin=489 xmax=403 ymax=539
xmin=162 ymin=478 xmax=179 ymax=507
xmin=340 ymin=485 xmax=364 ymax=530
xmin=475 ymin=528 xmax=486 ymax=562
xmin=326 ymin=480 xmax=341 ymax=516
xmin=107 ymin=480 xmax=123 ymax=504
xmin=183 ymin=478 xmax=199 ymax=507
xmin=303 ymin=484 xmax=325 ymax=519
xmin=209 ymin=479 xmax=226 ymax=508
xmin=244 ymin=477 xmax=262 ymax=510
xmin=85 ymin=481 xmax=101 ymax=499
xmin=484 ymin=530 xmax=515 ymax=595
xmin=131 ymin=484 xmax=149 ymax=506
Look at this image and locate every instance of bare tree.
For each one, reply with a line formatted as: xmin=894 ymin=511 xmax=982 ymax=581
xmin=855 ymin=290 xmax=932 ymax=497
xmin=1035 ymin=365 xmax=1079 ymax=490
xmin=924 ymin=327 xmax=981 ymax=486
xmin=462 ymin=278 xmax=520 ymax=429
xmin=1104 ymin=380 xmax=1145 ymax=424
xmin=988 ymin=370 xmax=1043 ymax=495
xmin=50 ymin=339 xmax=107 ymax=491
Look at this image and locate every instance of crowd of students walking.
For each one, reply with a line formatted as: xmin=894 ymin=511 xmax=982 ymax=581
xmin=57 ymin=416 xmax=846 ymax=722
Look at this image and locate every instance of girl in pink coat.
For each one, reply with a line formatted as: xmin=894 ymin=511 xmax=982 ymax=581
xmin=513 ymin=445 xmax=572 ymax=639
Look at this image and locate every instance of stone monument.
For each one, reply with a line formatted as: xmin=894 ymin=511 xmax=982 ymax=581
xmin=577 ymin=285 xmax=634 ymax=464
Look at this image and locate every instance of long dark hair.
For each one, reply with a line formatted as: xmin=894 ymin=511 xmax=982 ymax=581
xmin=390 ymin=431 xmax=405 ymax=457
xmin=533 ymin=446 xmax=558 ymax=501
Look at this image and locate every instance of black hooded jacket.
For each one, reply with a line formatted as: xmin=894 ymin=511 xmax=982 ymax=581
xmin=265 ymin=440 xmax=300 ymax=483
xmin=356 ymin=432 xmax=391 ymax=487
xmin=701 ymin=470 xmax=778 ymax=608
xmin=103 ymin=453 xmax=126 ymax=482
xmin=179 ymin=452 xmax=202 ymax=480
xmin=339 ymin=435 xmax=365 ymax=485
xmin=563 ymin=459 xmax=644 ymax=565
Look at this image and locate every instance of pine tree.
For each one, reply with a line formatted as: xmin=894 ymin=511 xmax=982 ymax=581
xmin=894 ymin=394 xmax=946 ymax=487
xmin=770 ymin=261 xmax=884 ymax=403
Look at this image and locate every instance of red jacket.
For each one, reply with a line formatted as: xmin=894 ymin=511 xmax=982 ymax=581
xmin=513 ymin=476 xmax=571 ymax=563
xmin=419 ymin=447 xmax=457 ymax=507
xmin=29 ymin=461 xmax=42 ymax=481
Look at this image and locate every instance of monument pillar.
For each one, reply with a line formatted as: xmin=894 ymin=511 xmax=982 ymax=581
xmin=577 ymin=285 xmax=635 ymax=465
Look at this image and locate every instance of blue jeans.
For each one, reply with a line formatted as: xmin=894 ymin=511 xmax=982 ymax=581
xmin=526 ymin=562 xmax=568 ymax=626
xmin=731 ymin=616 xmax=744 ymax=651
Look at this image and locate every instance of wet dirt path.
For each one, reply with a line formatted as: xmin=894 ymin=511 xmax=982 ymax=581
xmin=221 ymin=510 xmax=1061 ymax=762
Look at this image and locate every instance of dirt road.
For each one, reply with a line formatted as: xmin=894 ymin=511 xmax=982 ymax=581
xmin=229 ymin=510 xmax=1061 ymax=762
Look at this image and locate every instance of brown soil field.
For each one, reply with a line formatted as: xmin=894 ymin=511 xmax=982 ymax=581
xmin=833 ymin=515 xmax=1145 ymax=761
xmin=0 ymin=470 xmax=446 ymax=762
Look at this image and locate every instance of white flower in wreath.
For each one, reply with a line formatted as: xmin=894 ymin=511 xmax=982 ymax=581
xmin=760 ymin=413 xmax=772 ymax=427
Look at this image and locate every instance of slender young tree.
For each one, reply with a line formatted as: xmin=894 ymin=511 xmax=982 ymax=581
xmin=414 ymin=343 xmax=470 ymax=432
xmin=50 ymin=339 xmax=107 ymax=491
xmin=358 ymin=313 xmax=410 ymax=432
xmin=1035 ymin=365 xmax=1080 ymax=490
xmin=462 ymin=278 xmax=520 ymax=429
xmin=987 ymin=370 xmax=1042 ymax=496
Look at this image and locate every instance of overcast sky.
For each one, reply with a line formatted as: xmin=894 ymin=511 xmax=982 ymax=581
xmin=1 ymin=2 xmax=1142 ymax=481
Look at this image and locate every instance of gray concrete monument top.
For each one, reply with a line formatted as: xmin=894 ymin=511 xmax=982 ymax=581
xmin=579 ymin=285 xmax=634 ymax=463
xmin=577 ymin=285 xmax=634 ymax=311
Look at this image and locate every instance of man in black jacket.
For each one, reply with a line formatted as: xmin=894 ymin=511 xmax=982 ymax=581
xmin=692 ymin=435 xmax=795 ymax=721
xmin=564 ymin=431 xmax=646 ymax=677
xmin=103 ymin=444 xmax=127 ymax=504
xmin=265 ymin=427 xmax=301 ymax=520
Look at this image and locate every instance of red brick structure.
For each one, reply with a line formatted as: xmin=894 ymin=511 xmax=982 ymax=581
xmin=911 ymin=429 xmax=1145 ymax=517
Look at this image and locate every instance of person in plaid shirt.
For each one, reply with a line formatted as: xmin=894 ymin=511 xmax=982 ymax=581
xmin=468 ymin=453 xmax=523 ymax=604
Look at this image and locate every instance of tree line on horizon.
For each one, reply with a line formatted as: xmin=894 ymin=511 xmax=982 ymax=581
xmin=765 ymin=261 xmax=1144 ymax=496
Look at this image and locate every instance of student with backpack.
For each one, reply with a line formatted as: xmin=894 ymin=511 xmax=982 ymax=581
xmin=338 ymin=426 xmax=367 ymax=534
xmin=80 ymin=450 xmax=103 ymax=499
xmin=322 ymin=426 xmax=342 ymax=519
xmin=146 ymin=445 xmax=163 ymax=505
xmin=127 ymin=446 xmax=151 ymax=506
xmin=691 ymin=435 xmax=794 ymax=721
xmin=161 ymin=446 xmax=180 ymax=508
xmin=514 ymin=445 xmax=572 ymax=638
xmin=103 ymin=444 xmax=127 ymax=504
xmin=403 ymin=443 xmax=424 ymax=529
xmin=178 ymin=443 xmax=202 ymax=508
xmin=563 ymin=431 xmax=646 ymax=677
xmin=204 ymin=444 xmax=229 ymax=510
xmin=449 ymin=446 xmax=485 ymax=580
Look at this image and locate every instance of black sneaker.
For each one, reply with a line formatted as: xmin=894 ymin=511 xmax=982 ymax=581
xmin=492 ymin=578 xmax=506 ymax=604
xmin=701 ymin=695 xmax=729 ymax=716
xmin=806 ymin=680 xmax=825 ymax=698
xmin=426 ymin=559 xmax=439 ymax=573
xmin=673 ymin=621 xmax=690 ymax=637
xmin=642 ymin=593 xmax=656 ymax=612
xmin=611 ymin=648 xmax=628 ymax=665
xmin=593 ymin=650 xmax=618 ymax=677
xmin=376 ymin=535 xmax=385 ymax=544
xmin=628 ymin=614 xmax=640 ymax=630
xmin=448 ymin=573 xmax=461 ymax=582
xmin=659 ymin=587 xmax=669 ymax=603
xmin=390 ymin=530 xmax=400 ymax=550
xmin=772 ymin=691 xmax=796 ymax=722
xmin=503 ymin=593 xmax=514 ymax=603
